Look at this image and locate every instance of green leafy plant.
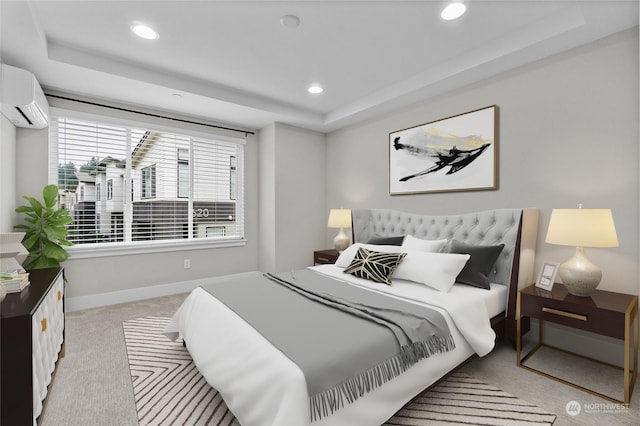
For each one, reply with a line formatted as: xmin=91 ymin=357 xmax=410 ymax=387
xmin=14 ymin=184 xmax=73 ymax=270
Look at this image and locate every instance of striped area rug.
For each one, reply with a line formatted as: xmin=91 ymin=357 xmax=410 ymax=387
xmin=123 ymin=314 xmax=556 ymax=426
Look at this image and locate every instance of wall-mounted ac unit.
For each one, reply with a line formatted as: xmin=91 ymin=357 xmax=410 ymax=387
xmin=1 ymin=64 xmax=50 ymax=129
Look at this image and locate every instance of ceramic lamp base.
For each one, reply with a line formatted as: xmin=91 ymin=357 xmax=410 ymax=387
xmin=559 ymin=246 xmax=602 ymax=297
xmin=333 ymin=228 xmax=350 ymax=253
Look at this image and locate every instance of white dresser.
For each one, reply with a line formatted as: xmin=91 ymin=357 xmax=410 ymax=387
xmin=1 ymin=267 xmax=65 ymax=425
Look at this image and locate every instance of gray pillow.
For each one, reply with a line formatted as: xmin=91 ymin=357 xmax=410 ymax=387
xmin=445 ymin=240 xmax=504 ymax=289
xmin=365 ymin=234 xmax=405 ymax=246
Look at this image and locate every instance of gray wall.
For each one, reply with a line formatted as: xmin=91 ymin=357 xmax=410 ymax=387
xmin=326 ymin=28 xmax=639 ymax=298
xmin=14 ymin=97 xmax=261 ymax=300
xmin=11 ymin=98 xmax=328 ymax=303
xmin=258 ymin=123 xmax=277 ymax=271
xmin=0 ymin=114 xmax=17 ymax=233
xmin=259 ymin=123 xmax=326 ymax=272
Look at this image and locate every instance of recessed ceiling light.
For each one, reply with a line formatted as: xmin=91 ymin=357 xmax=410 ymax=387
xmin=280 ymin=14 xmax=301 ymax=29
xmin=308 ymin=85 xmax=323 ymax=94
xmin=441 ymin=2 xmax=467 ymax=21
xmin=131 ymin=22 xmax=159 ymax=40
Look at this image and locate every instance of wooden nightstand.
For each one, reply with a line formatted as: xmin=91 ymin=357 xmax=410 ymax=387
xmin=516 ymin=283 xmax=638 ymax=404
xmin=313 ymin=249 xmax=340 ymax=265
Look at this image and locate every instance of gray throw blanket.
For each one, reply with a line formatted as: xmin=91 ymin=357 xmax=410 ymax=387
xmin=200 ymin=269 xmax=455 ymax=421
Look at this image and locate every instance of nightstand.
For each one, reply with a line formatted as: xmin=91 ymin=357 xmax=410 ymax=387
xmin=313 ymin=249 xmax=340 ymax=265
xmin=516 ymin=283 xmax=638 ymax=404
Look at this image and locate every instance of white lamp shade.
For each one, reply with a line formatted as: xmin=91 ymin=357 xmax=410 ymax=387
xmin=327 ymin=209 xmax=352 ymax=228
xmin=545 ymin=209 xmax=619 ymax=248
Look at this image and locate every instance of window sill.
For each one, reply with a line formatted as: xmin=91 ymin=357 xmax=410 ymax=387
xmin=66 ymin=238 xmax=247 ymax=260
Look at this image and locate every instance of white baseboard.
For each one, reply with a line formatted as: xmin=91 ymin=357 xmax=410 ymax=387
xmin=66 ymin=271 xmax=261 ymax=312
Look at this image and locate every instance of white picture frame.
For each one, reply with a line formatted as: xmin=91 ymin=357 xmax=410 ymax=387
xmin=536 ymin=261 xmax=559 ymax=291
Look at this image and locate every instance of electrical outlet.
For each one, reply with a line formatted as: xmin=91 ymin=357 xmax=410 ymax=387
xmin=183 ymin=259 xmax=191 ymax=269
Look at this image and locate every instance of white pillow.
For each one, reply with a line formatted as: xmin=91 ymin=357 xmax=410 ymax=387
xmin=401 ymin=235 xmax=447 ymax=252
xmin=392 ymin=251 xmax=470 ymax=292
xmin=335 ymin=243 xmax=403 ymax=268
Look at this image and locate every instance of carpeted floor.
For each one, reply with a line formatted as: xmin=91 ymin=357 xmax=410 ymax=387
xmin=123 ymin=314 xmax=557 ymax=426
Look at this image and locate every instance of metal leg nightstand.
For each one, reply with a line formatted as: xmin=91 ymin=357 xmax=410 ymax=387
xmin=516 ymin=284 xmax=638 ymax=405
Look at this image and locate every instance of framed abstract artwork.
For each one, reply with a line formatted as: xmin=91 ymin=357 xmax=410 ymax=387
xmin=389 ymin=105 xmax=497 ymax=195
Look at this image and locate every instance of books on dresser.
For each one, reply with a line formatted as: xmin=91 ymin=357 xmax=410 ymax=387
xmin=0 ymin=272 xmax=30 ymax=293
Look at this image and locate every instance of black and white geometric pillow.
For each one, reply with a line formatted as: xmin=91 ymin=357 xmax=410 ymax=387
xmin=343 ymin=247 xmax=407 ymax=285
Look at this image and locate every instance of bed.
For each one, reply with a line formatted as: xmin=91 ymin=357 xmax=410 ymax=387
xmin=164 ymin=207 xmax=539 ymax=426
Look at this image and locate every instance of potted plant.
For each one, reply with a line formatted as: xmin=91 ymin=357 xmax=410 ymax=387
xmin=14 ymin=184 xmax=73 ymax=270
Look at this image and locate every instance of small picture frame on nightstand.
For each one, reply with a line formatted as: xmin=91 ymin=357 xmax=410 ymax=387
xmin=535 ymin=261 xmax=559 ymax=291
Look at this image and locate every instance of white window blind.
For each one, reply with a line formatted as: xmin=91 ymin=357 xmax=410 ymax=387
xmin=49 ymin=109 xmax=245 ymax=249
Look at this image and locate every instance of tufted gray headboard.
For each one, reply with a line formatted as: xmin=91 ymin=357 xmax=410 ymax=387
xmin=352 ymin=208 xmax=536 ymax=287
xmin=351 ymin=208 xmax=539 ymax=344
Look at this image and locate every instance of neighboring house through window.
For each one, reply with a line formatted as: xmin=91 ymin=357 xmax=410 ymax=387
xmin=49 ymin=109 xmax=245 ymax=250
xmin=230 ymin=155 xmax=237 ymax=200
xmin=141 ymin=165 xmax=156 ymax=199
xmin=206 ymin=226 xmax=226 ymax=238
xmin=178 ymin=148 xmax=189 ymax=198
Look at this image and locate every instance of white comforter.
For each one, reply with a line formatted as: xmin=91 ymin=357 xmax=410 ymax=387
xmin=164 ymin=265 xmax=502 ymax=426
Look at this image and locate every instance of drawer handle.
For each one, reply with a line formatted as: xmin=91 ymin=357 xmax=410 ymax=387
xmin=58 ymin=290 xmax=62 ymax=301
xmin=542 ymin=307 xmax=587 ymax=321
xmin=41 ymin=318 xmax=47 ymax=332
xmin=318 ymin=257 xmax=330 ymax=262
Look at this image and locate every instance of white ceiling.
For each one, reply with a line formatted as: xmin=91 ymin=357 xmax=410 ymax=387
xmin=1 ymin=1 xmax=638 ymax=133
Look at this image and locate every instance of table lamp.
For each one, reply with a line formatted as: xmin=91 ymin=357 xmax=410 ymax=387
xmin=327 ymin=209 xmax=352 ymax=252
xmin=545 ymin=207 xmax=618 ymax=296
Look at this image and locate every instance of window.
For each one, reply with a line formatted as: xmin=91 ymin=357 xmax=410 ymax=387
xmin=141 ymin=165 xmax=156 ymax=199
xmin=49 ymin=109 xmax=245 ymax=252
xmin=177 ymin=148 xmax=189 ymax=198
xmin=230 ymin=156 xmax=237 ymax=200
xmin=206 ymin=226 xmax=226 ymax=238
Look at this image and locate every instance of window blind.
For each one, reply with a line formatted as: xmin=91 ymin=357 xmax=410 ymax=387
xmin=49 ymin=109 xmax=245 ymax=247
